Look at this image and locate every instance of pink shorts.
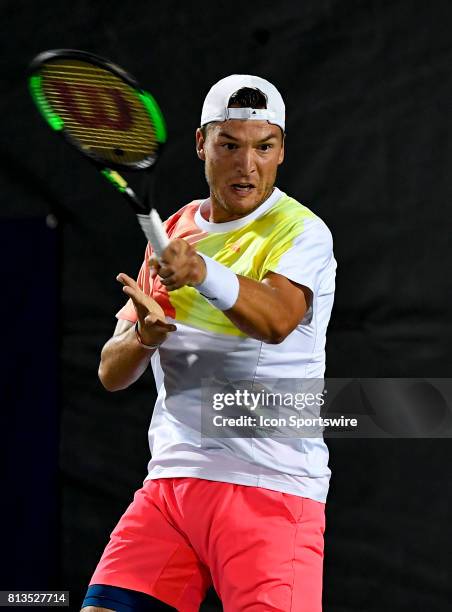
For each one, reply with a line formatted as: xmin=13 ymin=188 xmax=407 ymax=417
xmin=88 ymin=477 xmax=326 ymax=611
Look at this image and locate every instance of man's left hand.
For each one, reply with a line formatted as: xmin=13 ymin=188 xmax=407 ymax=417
xmin=150 ymin=239 xmax=207 ymax=291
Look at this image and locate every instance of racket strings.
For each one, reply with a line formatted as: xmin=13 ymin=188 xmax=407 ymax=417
xmin=39 ymin=59 xmax=159 ymax=166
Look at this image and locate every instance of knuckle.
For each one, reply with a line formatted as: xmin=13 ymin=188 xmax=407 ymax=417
xmin=159 ymin=266 xmax=171 ymax=278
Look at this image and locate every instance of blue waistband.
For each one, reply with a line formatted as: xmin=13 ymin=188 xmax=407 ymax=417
xmin=81 ymin=584 xmax=174 ymax=611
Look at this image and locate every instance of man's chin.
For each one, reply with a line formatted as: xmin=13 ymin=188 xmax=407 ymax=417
xmin=211 ymin=186 xmax=270 ymax=221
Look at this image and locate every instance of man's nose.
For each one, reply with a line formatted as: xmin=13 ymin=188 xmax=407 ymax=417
xmin=235 ymin=147 xmax=256 ymax=175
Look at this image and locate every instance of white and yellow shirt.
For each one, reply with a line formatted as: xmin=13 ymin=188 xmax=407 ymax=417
xmin=117 ymin=187 xmax=336 ymax=502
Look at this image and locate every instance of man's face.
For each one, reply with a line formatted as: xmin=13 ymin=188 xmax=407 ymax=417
xmin=195 ymin=119 xmax=285 ymax=222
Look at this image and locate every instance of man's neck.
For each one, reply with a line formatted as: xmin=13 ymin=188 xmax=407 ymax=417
xmin=207 ymin=187 xmax=275 ymax=223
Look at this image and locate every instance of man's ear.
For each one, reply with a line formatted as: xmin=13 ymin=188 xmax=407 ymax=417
xmin=195 ymin=128 xmax=206 ymax=161
xmin=278 ymin=133 xmax=285 ymax=165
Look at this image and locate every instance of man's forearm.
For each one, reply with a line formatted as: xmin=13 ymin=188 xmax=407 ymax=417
xmin=223 ymin=275 xmax=308 ymax=344
xmin=98 ymin=325 xmax=155 ymax=392
xmin=191 ymin=255 xmax=308 ymax=344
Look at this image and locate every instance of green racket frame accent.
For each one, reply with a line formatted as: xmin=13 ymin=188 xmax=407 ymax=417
xmin=101 ymin=169 xmax=129 ymax=192
xmin=100 ymin=168 xmax=143 ymax=210
xmin=139 ymin=91 xmax=167 ymax=143
xmin=28 ymin=75 xmax=64 ymax=131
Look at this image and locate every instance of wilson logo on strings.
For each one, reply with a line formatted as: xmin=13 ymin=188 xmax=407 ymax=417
xmin=49 ymin=80 xmax=133 ymax=130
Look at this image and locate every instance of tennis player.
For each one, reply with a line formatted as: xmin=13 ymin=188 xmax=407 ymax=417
xmin=81 ymin=75 xmax=336 ymax=612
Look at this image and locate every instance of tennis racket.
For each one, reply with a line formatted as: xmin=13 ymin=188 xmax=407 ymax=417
xmin=28 ymin=48 xmax=169 ymax=257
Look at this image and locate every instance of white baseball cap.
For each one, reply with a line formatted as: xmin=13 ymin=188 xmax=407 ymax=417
xmin=200 ymin=74 xmax=285 ymax=132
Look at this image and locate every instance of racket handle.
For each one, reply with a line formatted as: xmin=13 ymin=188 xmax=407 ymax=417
xmin=137 ymin=209 xmax=169 ymax=258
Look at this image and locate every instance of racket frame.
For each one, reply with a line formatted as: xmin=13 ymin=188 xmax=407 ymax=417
xmin=28 ymin=48 xmax=168 ymax=218
xmin=28 ymin=48 xmax=167 ymax=171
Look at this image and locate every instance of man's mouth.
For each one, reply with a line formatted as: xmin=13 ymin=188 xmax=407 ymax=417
xmin=231 ymin=183 xmax=255 ymax=193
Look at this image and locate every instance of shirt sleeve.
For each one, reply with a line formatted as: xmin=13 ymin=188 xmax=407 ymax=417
xmin=264 ymin=217 xmax=335 ymax=294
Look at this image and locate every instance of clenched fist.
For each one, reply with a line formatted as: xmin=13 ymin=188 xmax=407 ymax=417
xmin=150 ymin=238 xmax=207 ymax=291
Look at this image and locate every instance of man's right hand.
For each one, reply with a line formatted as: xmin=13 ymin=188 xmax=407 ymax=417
xmin=116 ymin=273 xmax=177 ymax=347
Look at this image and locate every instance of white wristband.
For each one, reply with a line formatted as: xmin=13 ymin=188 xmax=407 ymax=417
xmin=195 ymin=254 xmax=240 ymax=311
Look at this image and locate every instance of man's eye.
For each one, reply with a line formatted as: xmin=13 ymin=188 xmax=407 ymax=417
xmin=258 ymin=144 xmax=272 ymax=151
xmin=222 ymin=143 xmax=237 ymax=150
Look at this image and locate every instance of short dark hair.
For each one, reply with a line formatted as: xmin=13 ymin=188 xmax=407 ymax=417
xmin=227 ymin=87 xmax=268 ymax=109
xmin=200 ymin=87 xmax=268 ymax=138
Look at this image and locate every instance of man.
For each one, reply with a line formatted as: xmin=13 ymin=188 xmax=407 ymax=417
xmin=82 ymin=74 xmax=336 ymax=612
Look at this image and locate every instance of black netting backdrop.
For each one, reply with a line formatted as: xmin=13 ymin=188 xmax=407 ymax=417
xmin=2 ymin=1 xmax=452 ymax=610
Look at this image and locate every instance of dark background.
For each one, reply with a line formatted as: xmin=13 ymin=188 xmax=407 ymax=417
xmin=2 ymin=1 xmax=451 ymax=610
